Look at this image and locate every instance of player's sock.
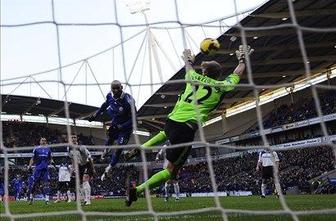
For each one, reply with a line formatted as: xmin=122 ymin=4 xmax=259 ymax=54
xmin=56 ymin=190 xmax=61 ymax=201
xmin=142 ymin=131 xmax=167 ymax=149
xmin=43 ymin=185 xmax=50 ymax=202
xmin=164 ymin=182 xmax=169 ymax=200
xmin=174 ymin=183 xmax=180 ymax=199
xmin=67 ymin=190 xmax=71 ymax=202
xmin=83 ymin=181 xmax=91 ymax=203
xmin=136 ymin=169 xmax=171 ymax=194
xmin=261 ymin=183 xmax=266 ymax=196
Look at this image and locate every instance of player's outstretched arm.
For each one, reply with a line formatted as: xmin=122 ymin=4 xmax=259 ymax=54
xmin=234 ymin=45 xmax=254 ymax=77
xmin=181 ymin=49 xmax=195 ymax=73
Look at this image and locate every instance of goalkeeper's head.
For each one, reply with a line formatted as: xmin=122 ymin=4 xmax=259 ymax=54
xmin=201 ymin=61 xmax=222 ymax=79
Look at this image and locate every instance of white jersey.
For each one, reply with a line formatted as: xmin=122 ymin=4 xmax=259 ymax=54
xmin=69 ymin=146 xmax=91 ymax=166
xmin=58 ymin=164 xmax=71 ymax=182
xmin=258 ymin=151 xmax=279 ymax=167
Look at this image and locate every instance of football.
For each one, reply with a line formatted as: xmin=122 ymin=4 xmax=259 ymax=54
xmin=200 ymin=38 xmax=220 ymax=54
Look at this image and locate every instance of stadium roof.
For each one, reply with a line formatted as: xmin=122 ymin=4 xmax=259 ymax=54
xmin=137 ymin=0 xmax=336 ymax=132
xmin=1 ymin=94 xmax=98 ymax=120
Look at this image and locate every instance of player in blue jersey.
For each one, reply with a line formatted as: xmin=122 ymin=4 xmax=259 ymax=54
xmin=28 ymin=137 xmax=54 ymax=205
xmin=88 ymin=80 xmax=136 ymax=181
xmin=12 ymin=175 xmax=23 ymax=201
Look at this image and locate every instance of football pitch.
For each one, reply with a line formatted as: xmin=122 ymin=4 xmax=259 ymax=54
xmin=1 ymin=195 xmax=335 ymax=221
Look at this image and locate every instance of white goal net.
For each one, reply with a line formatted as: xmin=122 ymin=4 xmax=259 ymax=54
xmin=1 ymin=0 xmax=336 ymax=220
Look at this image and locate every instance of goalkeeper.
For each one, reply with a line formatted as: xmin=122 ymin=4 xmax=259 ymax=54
xmin=125 ymin=45 xmax=254 ymax=206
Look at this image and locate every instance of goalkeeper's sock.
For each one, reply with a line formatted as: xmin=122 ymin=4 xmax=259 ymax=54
xmin=142 ymin=131 xmax=167 ymax=149
xmin=136 ymin=169 xmax=171 ymax=194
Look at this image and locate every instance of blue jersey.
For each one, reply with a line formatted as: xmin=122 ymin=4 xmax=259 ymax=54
xmin=33 ymin=146 xmax=52 ymax=170
xmin=96 ymin=92 xmax=136 ymax=131
xmin=12 ymin=178 xmax=23 ymax=190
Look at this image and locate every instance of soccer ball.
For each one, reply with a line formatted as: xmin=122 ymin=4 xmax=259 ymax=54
xmin=200 ymin=38 xmax=220 ymax=54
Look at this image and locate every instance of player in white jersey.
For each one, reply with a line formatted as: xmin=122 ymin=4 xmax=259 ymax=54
xmin=155 ymin=146 xmax=180 ymax=201
xmin=55 ymin=161 xmax=72 ymax=203
xmin=256 ymin=150 xmax=280 ymax=198
xmin=68 ymin=135 xmax=96 ymax=205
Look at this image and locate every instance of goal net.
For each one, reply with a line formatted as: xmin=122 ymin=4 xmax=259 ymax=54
xmin=1 ymin=0 xmax=335 ymax=220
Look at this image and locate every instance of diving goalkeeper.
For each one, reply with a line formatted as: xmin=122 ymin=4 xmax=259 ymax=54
xmin=125 ymin=45 xmax=254 ymax=206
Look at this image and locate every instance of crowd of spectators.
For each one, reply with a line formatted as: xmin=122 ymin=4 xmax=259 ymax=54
xmin=176 ymin=146 xmax=335 ymax=195
xmin=2 ymin=145 xmax=335 ymax=198
xmin=247 ymin=91 xmax=336 ymax=133
xmin=2 ymin=121 xmax=94 ymax=150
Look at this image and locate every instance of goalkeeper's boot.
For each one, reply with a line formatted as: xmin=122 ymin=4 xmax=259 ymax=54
xmin=125 ymin=184 xmax=137 ymax=207
xmin=124 ymin=148 xmax=141 ymax=161
xmin=28 ymin=198 xmax=34 ymax=205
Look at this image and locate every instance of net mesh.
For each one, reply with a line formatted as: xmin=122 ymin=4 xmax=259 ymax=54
xmin=1 ymin=0 xmax=336 ymax=220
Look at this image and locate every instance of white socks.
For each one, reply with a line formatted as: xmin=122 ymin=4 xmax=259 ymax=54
xmin=173 ymin=183 xmax=180 ymax=199
xmin=83 ymin=181 xmax=91 ymax=203
xmin=261 ymin=183 xmax=266 ymax=196
xmin=164 ymin=182 xmax=169 ymax=198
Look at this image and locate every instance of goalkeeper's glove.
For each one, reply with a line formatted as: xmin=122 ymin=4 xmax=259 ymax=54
xmin=235 ymin=45 xmax=254 ymax=63
xmin=181 ymin=49 xmax=195 ymax=64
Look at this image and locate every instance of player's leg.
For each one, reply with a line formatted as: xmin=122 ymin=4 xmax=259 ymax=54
xmin=78 ymin=165 xmax=85 ymax=203
xmin=124 ymin=131 xmax=167 ymax=161
xmin=55 ymin=181 xmax=62 ymax=203
xmin=102 ymin=132 xmax=131 ymax=181
xmin=100 ymin=130 xmax=117 ymax=181
xmin=82 ymin=174 xmax=91 ymax=205
xmin=29 ymin=170 xmax=39 ymax=204
xmin=126 ymin=119 xmax=195 ymax=206
xmin=42 ymin=169 xmax=51 ymax=204
xmin=164 ymin=182 xmax=169 ymax=201
xmin=260 ymin=178 xmax=267 ymax=198
xmin=66 ymin=182 xmax=72 ymax=202
xmin=173 ymin=181 xmax=180 ymax=200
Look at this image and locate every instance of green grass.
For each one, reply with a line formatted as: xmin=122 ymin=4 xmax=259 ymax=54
xmin=1 ymin=195 xmax=335 ymax=221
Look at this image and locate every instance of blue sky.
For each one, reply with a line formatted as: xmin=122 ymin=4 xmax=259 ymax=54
xmin=0 ymin=0 xmax=266 ymax=108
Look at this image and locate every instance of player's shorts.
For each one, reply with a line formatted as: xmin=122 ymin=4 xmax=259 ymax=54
xmin=107 ymin=128 xmax=132 ymax=146
xmin=79 ymin=162 xmax=93 ymax=181
xmin=164 ymin=119 xmax=196 ymax=168
xmin=57 ymin=181 xmax=70 ymax=191
xmin=261 ymin=166 xmax=274 ymax=179
xmin=33 ymin=168 xmax=50 ymax=182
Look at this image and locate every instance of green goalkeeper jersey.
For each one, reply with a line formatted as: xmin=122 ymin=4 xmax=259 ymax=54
xmin=168 ymin=70 xmax=240 ymax=124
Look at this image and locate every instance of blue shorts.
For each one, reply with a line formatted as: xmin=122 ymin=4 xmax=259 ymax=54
xmin=108 ymin=129 xmax=132 ymax=146
xmin=33 ymin=168 xmax=50 ymax=183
